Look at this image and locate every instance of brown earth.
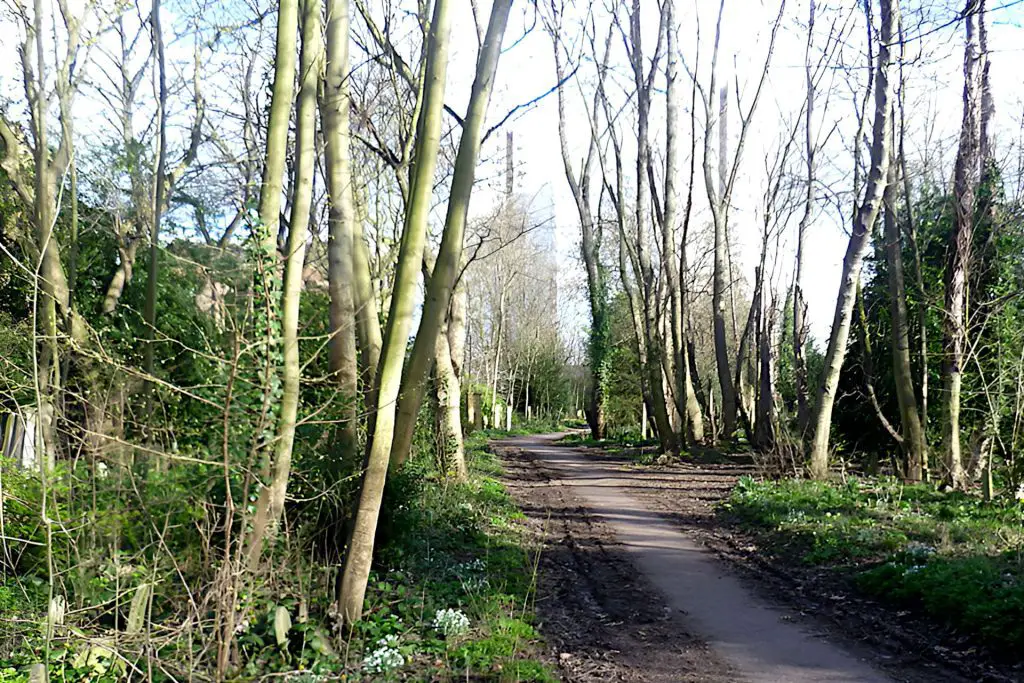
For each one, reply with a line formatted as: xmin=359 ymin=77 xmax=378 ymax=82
xmin=495 ymin=433 xmax=1023 ymax=683
xmin=499 ymin=437 xmax=734 ymax=682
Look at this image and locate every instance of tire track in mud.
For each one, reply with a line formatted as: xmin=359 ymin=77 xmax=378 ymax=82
xmin=498 ymin=442 xmax=733 ymax=683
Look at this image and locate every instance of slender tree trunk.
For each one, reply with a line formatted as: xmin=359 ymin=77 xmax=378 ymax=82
xmin=735 ymin=263 xmax=764 ymax=442
xmin=31 ymin=0 xmax=61 ymax=466
xmin=885 ymin=153 xmax=925 ymax=481
xmin=793 ymin=0 xmax=815 ymax=435
xmin=390 ymin=0 xmax=513 ymax=467
xmin=809 ymin=0 xmax=896 ymax=479
xmin=338 ymin=0 xmax=454 ymax=623
xmin=900 ymin=150 xmax=930 ymax=475
xmin=352 ymin=229 xmax=383 ymax=399
xmin=243 ymin=0 xmax=302 ymax=568
xmin=548 ymin=16 xmax=607 ymax=440
xmin=618 ymin=227 xmax=654 ymax=429
xmin=944 ymin=0 xmax=982 ymax=489
xmin=755 ymin=295 xmax=776 ymax=450
xmin=491 ymin=283 xmax=507 ymax=417
xmin=663 ymin=0 xmax=690 ymax=445
xmin=680 ymin=50 xmax=704 ymax=444
xmin=710 ymin=88 xmax=737 ymax=440
xmin=322 ymin=0 xmax=360 ymax=459
xmin=142 ymin=0 xmax=169 ymax=432
xmin=629 ymin=0 xmax=676 ymax=455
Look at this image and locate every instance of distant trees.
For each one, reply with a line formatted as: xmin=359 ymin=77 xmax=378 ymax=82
xmin=540 ymin=0 xmax=1019 ymax=495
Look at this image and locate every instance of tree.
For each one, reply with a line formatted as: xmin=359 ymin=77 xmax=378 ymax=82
xmin=809 ymin=0 xmax=896 ymax=479
xmin=388 ymin=0 xmax=514 ymax=470
xmin=884 ymin=149 xmax=926 ymax=481
xmin=242 ymin=0 xmax=300 ymax=569
xmin=698 ymin=0 xmax=784 ymax=442
xmin=545 ymin=0 xmax=609 ymax=440
xmin=337 ymin=0 xmax=455 ymax=623
xmin=322 ymin=0 xmax=362 ymax=460
xmin=0 ymin=0 xmax=86 ymax=463
xmin=943 ymin=0 xmax=984 ymax=489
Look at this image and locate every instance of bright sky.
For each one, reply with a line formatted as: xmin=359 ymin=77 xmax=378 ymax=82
xmin=3 ymin=0 xmax=1024 ymax=347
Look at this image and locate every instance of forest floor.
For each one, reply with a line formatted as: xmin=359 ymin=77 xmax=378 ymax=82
xmin=495 ymin=432 xmax=1021 ymax=683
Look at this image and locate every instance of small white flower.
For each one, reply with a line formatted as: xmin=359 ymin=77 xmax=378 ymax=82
xmin=362 ymin=635 xmax=404 ymax=673
xmin=433 ymin=608 xmax=470 ymax=637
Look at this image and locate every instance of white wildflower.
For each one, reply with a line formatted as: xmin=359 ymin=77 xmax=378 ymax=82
xmin=433 ymin=608 xmax=470 ymax=637
xmin=362 ymin=635 xmax=405 ymax=673
xmin=904 ymin=541 xmax=936 ymax=559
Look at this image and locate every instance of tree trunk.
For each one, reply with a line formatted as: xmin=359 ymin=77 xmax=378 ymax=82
xmin=548 ymin=15 xmax=607 ymax=440
xmin=142 ymin=0 xmax=170 ymax=439
xmin=663 ymin=0 xmax=691 ymax=446
xmin=338 ymin=0 xmax=454 ymax=623
xmin=755 ymin=295 xmax=776 ymax=450
xmin=434 ymin=316 xmax=467 ymax=480
xmin=243 ymin=0 xmax=304 ymax=568
xmin=31 ymin=0 xmax=62 ymax=466
xmin=944 ymin=0 xmax=982 ymax=489
xmin=352 ymin=230 xmax=383 ymax=399
xmin=389 ymin=0 xmax=512 ymax=467
xmin=322 ymin=0 xmax=360 ymax=459
xmin=793 ymin=0 xmax=816 ymax=435
xmin=710 ymin=86 xmax=738 ymax=441
xmin=809 ymin=0 xmax=896 ymax=479
xmin=885 ymin=152 xmax=925 ymax=481
xmin=629 ymin=0 xmax=676 ymax=455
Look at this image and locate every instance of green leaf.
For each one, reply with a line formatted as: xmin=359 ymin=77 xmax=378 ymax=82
xmin=273 ymin=605 xmax=292 ymax=648
xmin=126 ymin=583 xmax=151 ymax=635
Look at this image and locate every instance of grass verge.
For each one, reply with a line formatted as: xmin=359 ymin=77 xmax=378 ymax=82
xmin=349 ymin=429 xmax=557 ymax=681
xmin=722 ymin=475 xmax=1024 ymax=655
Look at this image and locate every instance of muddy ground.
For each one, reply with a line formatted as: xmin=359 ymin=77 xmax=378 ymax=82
xmin=496 ymin=437 xmax=1024 ymax=683
xmin=499 ymin=442 xmax=734 ymax=682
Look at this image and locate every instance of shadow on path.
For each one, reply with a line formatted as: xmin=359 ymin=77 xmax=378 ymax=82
xmin=497 ymin=433 xmax=889 ymax=683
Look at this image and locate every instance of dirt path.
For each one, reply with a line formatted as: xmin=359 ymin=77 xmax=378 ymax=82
xmin=497 ymin=433 xmax=922 ymax=683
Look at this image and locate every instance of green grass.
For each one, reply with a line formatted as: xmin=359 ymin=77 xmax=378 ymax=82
xmin=723 ymin=475 xmax=1024 ymax=654
xmin=344 ymin=429 xmax=556 ymax=681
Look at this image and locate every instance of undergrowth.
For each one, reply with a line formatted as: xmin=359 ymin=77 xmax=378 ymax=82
xmin=723 ymin=476 xmax=1024 ymax=655
xmin=350 ymin=429 xmax=556 ymax=681
xmin=0 ymin=427 xmax=557 ymax=681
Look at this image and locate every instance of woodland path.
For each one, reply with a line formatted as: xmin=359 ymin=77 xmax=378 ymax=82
xmin=495 ymin=433 xmax=968 ymax=683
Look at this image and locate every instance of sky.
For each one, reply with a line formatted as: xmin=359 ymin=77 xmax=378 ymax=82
xmin=464 ymin=0 xmax=1024 ymax=344
xmin=3 ymin=0 xmax=1024 ymax=346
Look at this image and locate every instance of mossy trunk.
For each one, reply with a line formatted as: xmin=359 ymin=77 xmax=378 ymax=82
xmin=338 ymin=0 xmax=454 ymax=624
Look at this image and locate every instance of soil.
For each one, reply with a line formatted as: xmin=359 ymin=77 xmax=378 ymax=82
xmin=499 ymin=438 xmax=734 ymax=682
xmin=495 ymin=433 xmax=1024 ymax=683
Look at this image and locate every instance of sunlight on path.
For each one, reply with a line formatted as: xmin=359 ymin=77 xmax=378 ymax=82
xmin=507 ymin=433 xmax=890 ymax=683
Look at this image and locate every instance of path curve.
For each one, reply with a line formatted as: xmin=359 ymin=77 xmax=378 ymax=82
xmin=504 ymin=433 xmax=889 ymax=683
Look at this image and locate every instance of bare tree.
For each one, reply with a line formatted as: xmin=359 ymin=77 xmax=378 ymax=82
xmin=698 ymin=0 xmax=785 ymax=441
xmin=544 ymin=0 xmax=609 ymax=440
xmin=809 ymin=0 xmax=896 ymax=479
